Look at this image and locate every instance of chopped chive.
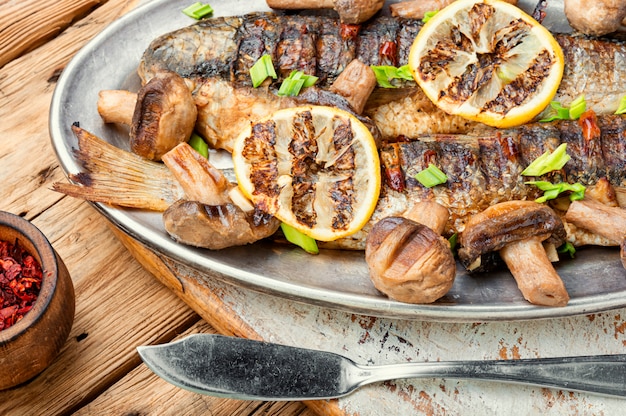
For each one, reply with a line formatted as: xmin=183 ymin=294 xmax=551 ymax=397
xmin=250 ymin=54 xmax=277 ymax=88
xmin=448 ymin=232 xmax=458 ymax=256
xmin=526 ymin=181 xmax=586 ymax=203
xmin=414 ymin=163 xmax=448 ymax=188
xmin=615 ymin=95 xmax=626 ymax=114
xmin=540 ymin=95 xmax=586 ymax=122
xmin=281 ymin=223 xmax=319 ymax=254
xmin=188 ymin=133 xmax=209 ymax=158
xmin=557 ymin=242 xmax=576 ymax=258
xmin=182 ymin=2 xmax=213 ymax=19
xmin=371 ymin=64 xmax=413 ymax=88
xmin=277 ymin=70 xmax=317 ymax=96
xmin=422 ymin=10 xmax=439 ymax=23
xmin=521 ymin=143 xmax=570 ymax=176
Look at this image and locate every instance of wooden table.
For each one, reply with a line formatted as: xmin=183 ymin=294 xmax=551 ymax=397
xmin=1 ymin=1 xmax=625 ymax=415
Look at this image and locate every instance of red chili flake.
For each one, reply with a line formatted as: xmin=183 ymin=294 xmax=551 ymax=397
xmin=340 ymin=23 xmax=360 ymax=40
xmin=381 ymin=143 xmax=405 ymax=192
xmin=0 ymin=239 xmax=43 ymax=331
xmin=379 ymin=41 xmax=397 ymax=65
xmin=578 ymin=110 xmax=601 ymax=143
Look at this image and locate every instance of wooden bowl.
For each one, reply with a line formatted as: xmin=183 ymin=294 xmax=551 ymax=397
xmin=0 ymin=211 xmax=75 ymax=390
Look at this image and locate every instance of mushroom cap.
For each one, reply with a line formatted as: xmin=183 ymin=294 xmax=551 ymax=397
xmin=365 ymin=216 xmax=456 ymax=304
xmin=130 ymin=71 xmax=197 ymax=161
xmin=458 ymin=200 xmax=566 ymax=269
xmin=333 ymin=0 xmax=385 ymax=24
xmin=564 ymin=0 xmax=626 ymax=36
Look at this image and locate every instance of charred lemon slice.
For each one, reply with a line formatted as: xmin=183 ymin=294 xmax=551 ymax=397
xmin=232 ymin=105 xmax=381 ymax=242
xmin=408 ymin=0 xmax=564 ymax=128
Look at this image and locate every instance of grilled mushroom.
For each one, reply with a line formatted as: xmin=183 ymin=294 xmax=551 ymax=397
xmin=329 ymin=59 xmax=377 ymax=114
xmin=98 ymin=70 xmax=197 ymax=161
xmin=163 ymin=201 xmax=280 ymax=249
xmin=365 ymin=201 xmax=455 ymax=304
xmin=564 ymin=0 xmax=626 ymax=36
xmin=459 ymin=200 xmax=569 ymax=307
xmin=266 ymin=0 xmax=385 ymax=24
xmin=564 ymin=198 xmax=626 ymax=245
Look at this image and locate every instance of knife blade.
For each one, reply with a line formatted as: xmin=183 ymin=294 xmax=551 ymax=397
xmin=514 ymin=0 xmax=573 ymax=33
xmin=137 ymin=334 xmax=626 ymax=401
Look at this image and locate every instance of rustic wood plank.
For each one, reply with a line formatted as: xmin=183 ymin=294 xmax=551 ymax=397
xmin=74 ymin=320 xmax=318 ymax=416
xmin=0 ymin=0 xmax=108 ymax=68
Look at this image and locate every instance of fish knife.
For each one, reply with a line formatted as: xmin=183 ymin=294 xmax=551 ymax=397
xmin=517 ymin=0 xmax=574 ymax=34
xmin=137 ymin=334 xmax=626 ymax=400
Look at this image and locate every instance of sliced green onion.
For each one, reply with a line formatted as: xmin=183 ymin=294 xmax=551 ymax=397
xmin=615 ymin=95 xmax=626 ymax=114
xmin=188 ymin=133 xmax=209 ymax=158
xmin=540 ymin=95 xmax=586 ymax=122
xmin=422 ymin=10 xmax=439 ymax=23
xmin=250 ymin=54 xmax=277 ymax=88
xmin=182 ymin=2 xmax=213 ymax=19
xmin=277 ymin=70 xmax=318 ymax=96
xmin=521 ymin=143 xmax=570 ymax=176
xmin=568 ymin=94 xmax=586 ymax=120
xmin=414 ymin=164 xmax=448 ymax=188
xmin=281 ymin=223 xmax=319 ymax=254
xmin=525 ymin=181 xmax=586 ymax=203
xmin=557 ymin=242 xmax=576 ymax=258
xmin=371 ymin=64 xmax=413 ymax=88
xmin=448 ymin=233 xmax=458 ymax=256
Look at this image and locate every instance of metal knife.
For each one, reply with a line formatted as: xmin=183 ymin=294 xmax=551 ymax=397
xmin=517 ymin=0 xmax=573 ymax=34
xmin=137 ymin=334 xmax=626 ymax=400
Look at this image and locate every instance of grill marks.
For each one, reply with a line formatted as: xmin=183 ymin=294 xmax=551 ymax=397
xmin=242 ymin=110 xmax=358 ymax=232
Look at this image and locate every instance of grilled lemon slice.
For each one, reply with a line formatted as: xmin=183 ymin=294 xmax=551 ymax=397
xmin=408 ymin=0 xmax=564 ymax=128
xmin=232 ymin=105 xmax=381 ymax=242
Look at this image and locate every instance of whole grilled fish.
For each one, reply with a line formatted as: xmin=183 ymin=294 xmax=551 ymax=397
xmin=56 ymin=114 xmax=626 ymax=250
xmin=138 ymin=12 xmax=626 ymax=150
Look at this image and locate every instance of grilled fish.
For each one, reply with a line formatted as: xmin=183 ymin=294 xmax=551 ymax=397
xmin=56 ymin=113 xmax=626 ymax=249
xmin=138 ymin=12 xmax=626 ymax=150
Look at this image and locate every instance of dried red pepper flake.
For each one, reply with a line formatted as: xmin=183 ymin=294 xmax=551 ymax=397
xmin=0 ymin=239 xmax=43 ymax=331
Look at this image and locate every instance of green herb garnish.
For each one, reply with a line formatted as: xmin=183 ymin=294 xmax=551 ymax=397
xmin=182 ymin=2 xmax=213 ymax=19
xmin=521 ymin=143 xmax=570 ymax=177
xmin=250 ymin=54 xmax=277 ymax=88
xmin=615 ymin=95 xmax=626 ymax=114
xmin=557 ymin=242 xmax=576 ymax=258
xmin=277 ymin=70 xmax=318 ymax=97
xmin=422 ymin=10 xmax=439 ymax=23
xmin=188 ymin=133 xmax=209 ymax=158
xmin=371 ymin=64 xmax=413 ymax=88
xmin=526 ymin=181 xmax=586 ymax=203
xmin=414 ymin=164 xmax=448 ymax=188
xmin=281 ymin=223 xmax=319 ymax=254
xmin=540 ymin=95 xmax=586 ymax=122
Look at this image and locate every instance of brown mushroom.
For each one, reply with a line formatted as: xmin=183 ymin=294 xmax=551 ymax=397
xmin=621 ymin=238 xmax=626 ymax=269
xmin=265 ymin=0 xmax=384 ymax=24
xmin=329 ymin=59 xmax=377 ymax=114
xmin=365 ymin=201 xmax=455 ymax=304
xmin=564 ymin=0 xmax=626 ymax=36
xmin=564 ymin=198 xmax=626 ymax=245
xmin=163 ymin=200 xmax=280 ymax=249
xmin=97 ymin=70 xmax=197 ymax=161
xmin=459 ymin=200 xmax=569 ymax=307
xmin=390 ymin=0 xmax=517 ymax=19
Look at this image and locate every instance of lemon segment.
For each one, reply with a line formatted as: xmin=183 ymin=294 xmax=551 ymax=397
xmin=232 ymin=105 xmax=381 ymax=242
xmin=408 ymin=0 xmax=564 ymax=128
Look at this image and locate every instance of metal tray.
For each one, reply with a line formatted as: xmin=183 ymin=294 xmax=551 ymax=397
xmin=49 ymin=0 xmax=626 ymax=321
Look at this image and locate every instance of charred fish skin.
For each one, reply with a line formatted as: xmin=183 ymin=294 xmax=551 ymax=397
xmin=140 ymin=13 xmax=626 ymax=109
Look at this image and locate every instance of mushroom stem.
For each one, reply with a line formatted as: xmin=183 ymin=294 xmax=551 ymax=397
xmin=499 ymin=237 xmax=570 ymax=307
xmin=97 ymin=90 xmax=136 ymax=125
xmin=390 ymin=0 xmax=517 ymax=18
xmin=329 ymin=59 xmax=377 ymax=114
xmin=266 ymin=0 xmax=384 ymax=24
xmin=564 ymin=199 xmax=626 ymax=244
xmin=403 ymin=200 xmax=449 ymax=235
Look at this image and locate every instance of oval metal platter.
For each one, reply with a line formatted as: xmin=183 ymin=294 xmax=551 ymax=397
xmin=50 ymin=0 xmax=626 ymax=321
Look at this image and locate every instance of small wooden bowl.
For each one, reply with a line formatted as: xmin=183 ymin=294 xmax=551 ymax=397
xmin=0 ymin=211 xmax=75 ymax=390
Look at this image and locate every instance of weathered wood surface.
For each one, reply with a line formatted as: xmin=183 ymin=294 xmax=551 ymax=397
xmin=2 ymin=0 xmax=626 ymax=415
xmin=0 ymin=0 xmax=311 ymax=414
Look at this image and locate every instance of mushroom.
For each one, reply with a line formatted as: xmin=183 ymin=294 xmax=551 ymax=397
xmin=163 ymin=200 xmax=280 ymax=249
xmin=564 ymin=0 xmax=626 ymax=36
xmin=563 ymin=198 xmax=626 ymax=245
xmin=329 ymin=59 xmax=377 ymax=114
xmin=265 ymin=0 xmax=385 ymax=24
xmin=458 ymin=200 xmax=569 ymax=307
xmin=97 ymin=70 xmax=197 ymax=161
xmin=365 ymin=201 xmax=456 ymax=304
xmin=621 ymin=239 xmax=626 ymax=269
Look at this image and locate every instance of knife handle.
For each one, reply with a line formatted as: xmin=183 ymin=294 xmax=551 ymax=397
xmin=357 ymin=354 xmax=626 ymax=397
